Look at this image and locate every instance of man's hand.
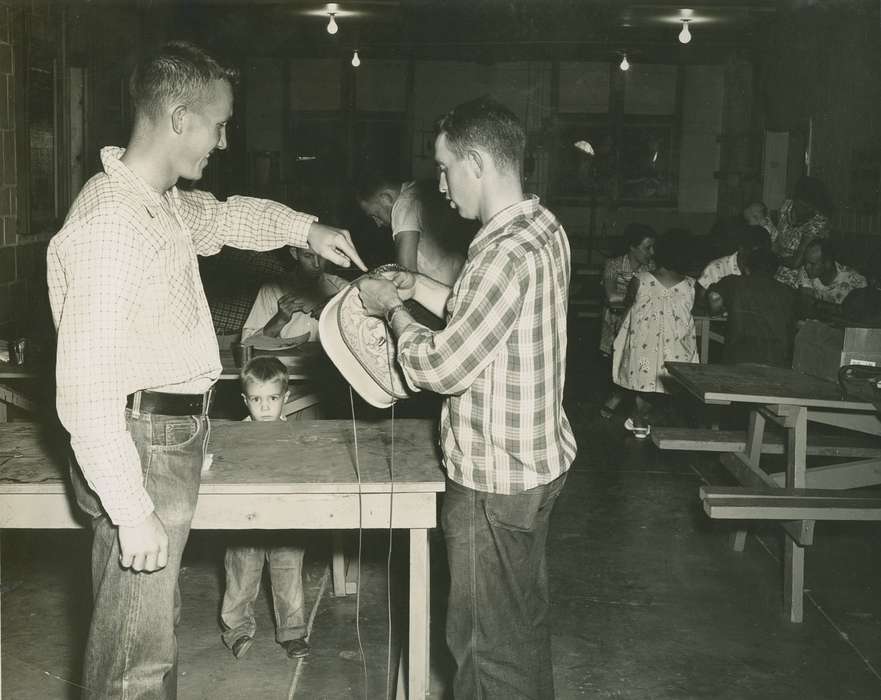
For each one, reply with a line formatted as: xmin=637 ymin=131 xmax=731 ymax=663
xmin=307 ymin=223 xmax=367 ymax=271
xmin=277 ymin=293 xmax=318 ymax=320
xmin=356 ymin=277 xmax=402 ymax=318
xmin=118 ymin=512 xmax=169 ymax=573
xmin=378 ymin=269 xmax=417 ymax=301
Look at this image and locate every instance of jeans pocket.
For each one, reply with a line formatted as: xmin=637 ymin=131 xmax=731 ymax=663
xmin=151 ymin=416 xmax=201 ymax=451
xmin=484 ymin=489 xmax=545 ymax=532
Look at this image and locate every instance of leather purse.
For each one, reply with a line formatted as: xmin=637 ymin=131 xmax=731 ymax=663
xmin=318 ymin=268 xmax=412 ymax=408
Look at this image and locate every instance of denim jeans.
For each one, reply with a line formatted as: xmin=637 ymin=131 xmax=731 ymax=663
xmin=221 ymin=534 xmax=307 ymax=645
xmin=70 ymin=409 xmax=209 ymax=700
xmin=442 ymin=473 xmax=568 ymax=700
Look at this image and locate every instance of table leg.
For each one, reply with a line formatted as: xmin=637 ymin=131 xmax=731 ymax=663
xmin=408 ymin=528 xmax=429 ymax=698
xmin=732 ymin=410 xmax=767 ymax=552
xmin=332 ymin=531 xmax=348 ymax=597
xmin=698 ymin=318 xmax=710 ymax=364
xmin=783 ymin=406 xmax=809 ymax=623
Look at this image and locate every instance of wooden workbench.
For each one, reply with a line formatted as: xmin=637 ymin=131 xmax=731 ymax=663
xmin=0 ymin=419 xmax=445 ymax=698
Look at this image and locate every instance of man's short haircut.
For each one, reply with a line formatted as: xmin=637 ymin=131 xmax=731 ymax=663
xmin=746 ymin=201 xmax=768 ymax=217
xmin=806 ymin=237 xmax=837 ymax=263
xmin=240 ymin=356 xmax=288 ymax=392
xmin=355 ymin=171 xmax=402 ymax=202
xmin=129 ymin=41 xmax=239 ymax=122
xmin=436 ymin=96 xmax=525 ymax=174
xmin=742 ymin=247 xmax=778 ymax=277
xmin=737 ymin=224 xmax=771 ymax=251
xmin=623 ymin=223 xmax=656 ymax=251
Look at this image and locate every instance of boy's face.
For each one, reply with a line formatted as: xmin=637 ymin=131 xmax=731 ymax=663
xmin=744 ymin=204 xmax=765 ymax=226
xmin=241 ymin=379 xmax=289 ymax=422
xmin=291 ymin=247 xmax=324 ymax=279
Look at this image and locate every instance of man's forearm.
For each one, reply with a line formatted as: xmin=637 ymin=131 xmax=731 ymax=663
xmin=412 ymin=273 xmax=452 ymax=318
xmin=262 ymin=313 xmax=288 ymax=337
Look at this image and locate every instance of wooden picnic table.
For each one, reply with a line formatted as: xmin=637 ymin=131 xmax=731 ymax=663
xmin=0 ymin=418 xmax=445 ymax=698
xmin=660 ymin=361 xmax=881 ymax=623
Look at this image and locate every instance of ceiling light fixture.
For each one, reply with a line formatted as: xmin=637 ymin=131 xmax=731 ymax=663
xmin=326 ymin=3 xmax=339 ymax=34
xmin=351 ymin=50 xmax=361 ymax=67
xmin=619 ymin=54 xmax=630 ymax=71
xmin=678 ymin=18 xmax=692 ymax=44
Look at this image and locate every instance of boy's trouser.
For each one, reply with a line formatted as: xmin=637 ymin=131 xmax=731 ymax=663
xmin=70 ymin=409 xmax=208 ymax=700
xmin=221 ymin=539 xmax=307 ymax=645
xmin=442 ymin=473 xmax=567 ymax=700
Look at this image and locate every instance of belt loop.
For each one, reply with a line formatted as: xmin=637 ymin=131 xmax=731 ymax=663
xmin=202 ymin=387 xmax=214 ymax=416
xmin=131 ymin=390 xmax=142 ymax=419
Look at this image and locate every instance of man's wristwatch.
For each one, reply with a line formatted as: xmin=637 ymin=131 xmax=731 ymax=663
xmin=385 ymin=303 xmax=406 ymax=325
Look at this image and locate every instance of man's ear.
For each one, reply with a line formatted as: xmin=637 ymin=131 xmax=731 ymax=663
xmin=467 ymin=149 xmax=485 ymax=178
xmin=240 ymin=392 xmax=248 ymax=407
xmin=380 ymin=190 xmax=396 ymax=208
xmin=284 ymin=389 xmax=291 ymax=403
xmin=171 ymin=105 xmax=187 ymax=135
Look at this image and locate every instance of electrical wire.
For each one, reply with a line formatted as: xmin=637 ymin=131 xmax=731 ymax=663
xmin=348 ymin=386 xmax=369 ymax=699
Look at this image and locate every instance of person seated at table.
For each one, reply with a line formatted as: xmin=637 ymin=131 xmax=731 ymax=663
xmin=598 ymin=223 xmax=656 ymax=420
xmin=774 ymin=175 xmax=833 ymax=288
xmin=612 ymin=230 xmax=699 ymax=438
xmin=743 ymin=200 xmax=778 ymax=243
xmin=697 ymin=223 xmax=771 ymax=293
xmin=356 ymin=172 xmax=470 ymax=286
xmin=242 ymin=246 xmax=348 ymax=344
xmin=798 ymin=239 xmax=868 ymax=313
xmin=221 ymin=357 xmax=311 ymax=660
xmin=706 ymin=247 xmax=799 ymax=367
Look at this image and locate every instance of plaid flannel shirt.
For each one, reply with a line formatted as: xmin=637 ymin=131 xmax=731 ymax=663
xmin=397 ymin=196 xmax=576 ymax=493
xmin=47 ymin=146 xmax=316 ymax=525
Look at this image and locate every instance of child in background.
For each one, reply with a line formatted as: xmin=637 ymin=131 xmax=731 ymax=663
xmin=612 ymin=231 xmax=699 ymax=438
xmin=221 ymin=357 xmax=310 ymax=660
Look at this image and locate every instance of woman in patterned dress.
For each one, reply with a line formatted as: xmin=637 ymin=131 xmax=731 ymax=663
xmin=774 ymin=176 xmax=832 ymax=288
xmin=598 ymin=224 xmax=655 ymax=419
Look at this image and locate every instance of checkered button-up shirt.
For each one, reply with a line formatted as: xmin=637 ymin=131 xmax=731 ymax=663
xmin=397 ymin=196 xmax=577 ymax=494
xmin=47 ymin=147 xmax=316 ymax=525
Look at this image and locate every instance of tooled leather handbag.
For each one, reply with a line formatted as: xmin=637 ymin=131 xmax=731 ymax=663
xmin=319 ymin=264 xmax=427 ymax=408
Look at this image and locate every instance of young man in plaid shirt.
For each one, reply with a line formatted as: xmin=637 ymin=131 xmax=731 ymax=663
xmin=358 ymin=96 xmax=576 ymax=699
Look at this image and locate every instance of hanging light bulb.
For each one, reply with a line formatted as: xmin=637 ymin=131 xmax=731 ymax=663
xmin=619 ymin=54 xmax=630 ymax=71
xmin=327 ymin=13 xmax=338 ymax=34
xmin=351 ymin=50 xmax=361 ymax=67
xmin=678 ymin=19 xmax=692 ymax=44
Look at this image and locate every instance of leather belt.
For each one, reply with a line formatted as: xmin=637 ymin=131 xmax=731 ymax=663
xmin=126 ymin=389 xmax=213 ymax=416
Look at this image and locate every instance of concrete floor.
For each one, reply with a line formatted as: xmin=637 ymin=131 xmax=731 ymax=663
xmin=3 ymin=337 xmax=881 ymax=699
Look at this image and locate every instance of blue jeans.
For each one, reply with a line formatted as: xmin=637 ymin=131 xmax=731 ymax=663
xmin=442 ymin=473 xmax=568 ymax=700
xmin=221 ymin=535 xmax=307 ymax=645
xmin=70 ymin=410 xmax=209 ymax=700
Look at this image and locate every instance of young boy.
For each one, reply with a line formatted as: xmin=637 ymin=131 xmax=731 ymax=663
xmin=220 ymin=357 xmax=310 ymax=659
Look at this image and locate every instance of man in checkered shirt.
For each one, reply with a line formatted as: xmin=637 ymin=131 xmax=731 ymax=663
xmin=47 ymin=42 xmax=364 ymax=698
xmin=359 ymin=96 xmax=576 ymax=699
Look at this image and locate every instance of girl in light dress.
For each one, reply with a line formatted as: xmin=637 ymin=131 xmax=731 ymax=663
xmin=612 ymin=231 xmax=699 ymax=437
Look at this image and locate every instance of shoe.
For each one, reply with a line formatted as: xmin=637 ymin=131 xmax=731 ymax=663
xmin=231 ymin=635 xmax=254 ymax=660
xmin=624 ymin=418 xmax=651 ymax=439
xmin=282 ymin=637 xmax=311 ymax=659
xmin=599 ymin=405 xmax=615 ymax=420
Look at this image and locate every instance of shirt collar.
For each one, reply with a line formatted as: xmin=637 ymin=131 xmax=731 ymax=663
xmin=100 ymin=146 xmax=177 ymax=214
xmin=469 ymin=195 xmax=542 ymax=257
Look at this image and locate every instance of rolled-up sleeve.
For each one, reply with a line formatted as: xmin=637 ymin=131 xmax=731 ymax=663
xmin=397 ymin=246 xmax=523 ymax=396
